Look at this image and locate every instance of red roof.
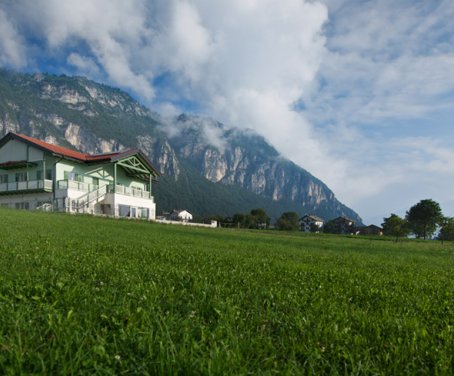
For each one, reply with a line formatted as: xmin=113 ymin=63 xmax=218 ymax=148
xmin=0 ymin=132 xmax=160 ymax=177
xmin=12 ymin=133 xmax=122 ymax=162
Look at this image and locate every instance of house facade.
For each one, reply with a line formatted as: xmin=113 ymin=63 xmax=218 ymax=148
xmin=299 ymin=215 xmax=324 ymax=232
xmin=169 ymin=209 xmax=193 ymax=222
xmin=330 ymin=216 xmax=355 ymax=235
xmin=0 ymin=132 xmax=159 ymax=219
xmin=356 ymin=225 xmax=383 ymax=236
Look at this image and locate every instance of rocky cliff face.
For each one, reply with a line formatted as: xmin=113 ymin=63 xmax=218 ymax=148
xmin=0 ymin=69 xmax=362 ymax=222
xmin=167 ymin=115 xmax=357 ymax=221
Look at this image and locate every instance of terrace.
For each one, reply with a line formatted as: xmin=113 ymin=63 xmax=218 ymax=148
xmin=0 ymin=178 xmax=152 ymax=201
xmin=0 ymin=179 xmax=53 ymax=194
xmin=57 ymin=179 xmax=152 ymax=200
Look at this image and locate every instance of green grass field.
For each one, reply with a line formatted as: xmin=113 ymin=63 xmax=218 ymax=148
xmin=0 ymin=208 xmax=453 ymax=375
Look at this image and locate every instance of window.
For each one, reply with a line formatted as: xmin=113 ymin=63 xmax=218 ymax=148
xmin=36 ymin=170 xmax=42 ymax=180
xmin=64 ymin=171 xmax=81 ymax=182
xmin=0 ymin=174 xmax=8 ymax=184
xmin=118 ymin=205 xmax=131 ymax=217
xmin=130 ymin=207 xmax=136 ymax=217
xmin=15 ymin=202 xmax=30 ymax=210
xmin=46 ymin=169 xmax=52 ymax=180
xmin=92 ymin=177 xmax=99 ymax=186
xmin=15 ymin=172 xmax=27 ymax=182
xmin=140 ymin=208 xmax=149 ymax=218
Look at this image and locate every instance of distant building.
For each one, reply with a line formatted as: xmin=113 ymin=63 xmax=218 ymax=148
xmin=299 ymin=214 xmax=324 ymax=232
xmin=328 ymin=216 xmax=356 ymax=235
xmin=357 ymin=225 xmax=383 ymax=236
xmin=169 ymin=209 xmax=193 ymax=222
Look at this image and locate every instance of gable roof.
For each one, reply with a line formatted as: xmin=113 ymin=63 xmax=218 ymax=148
xmin=0 ymin=132 xmax=160 ymax=176
xmin=332 ymin=216 xmax=355 ymax=225
xmin=300 ymin=214 xmax=324 ymax=222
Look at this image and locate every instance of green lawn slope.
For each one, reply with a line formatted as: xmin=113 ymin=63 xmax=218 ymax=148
xmin=0 ymin=208 xmax=453 ymax=374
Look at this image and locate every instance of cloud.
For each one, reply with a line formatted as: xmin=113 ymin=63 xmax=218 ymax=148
xmin=67 ymin=53 xmax=101 ymax=77
xmin=310 ymin=0 xmax=454 ymax=125
xmin=0 ymin=9 xmax=26 ymax=67
xmin=1 ymin=0 xmax=155 ymax=99
xmin=0 ymin=0 xmax=327 ymax=150
xmin=184 ymin=0 xmax=333 ymax=180
xmin=1 ymin=0 xmax=454 ymax=223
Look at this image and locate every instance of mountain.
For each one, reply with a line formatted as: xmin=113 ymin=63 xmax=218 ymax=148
xmin=0 ymin=69 xmax=362 ymax=223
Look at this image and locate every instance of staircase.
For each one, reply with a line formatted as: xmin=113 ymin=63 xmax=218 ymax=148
xmin=71 ymin=184 xmax=108 ymax=213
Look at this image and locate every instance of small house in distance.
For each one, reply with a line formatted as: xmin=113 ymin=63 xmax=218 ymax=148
xmin=325 ymin=216 xmax=356 ymax=235
xmin=0 ymin=132 xmax=159 ymax=219
xmin=299 ymin=214 xmax=324 ymax=232
xmin=357 ymin=225 xmax=383 ymax=236
xmin=169 ymin=209 xmax=193 ymax=223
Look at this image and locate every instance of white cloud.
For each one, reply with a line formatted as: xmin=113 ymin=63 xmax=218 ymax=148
xmin=67 ymin=53 xmax=101 ymax=77
xmin=1 ymin=0 xmax=454 ymax=223
xmin=2 ymin=0 xmax=155 ymax=99
xmin=0 ymin=9 xmax=26 ymax=67
xmin=311 ymin=0 xmax=454 ymax=125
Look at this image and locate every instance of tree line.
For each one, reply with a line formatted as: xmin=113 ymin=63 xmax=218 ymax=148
xmin=382 ymin=199 xmax=454 ymax=241
xmin=211 ymin=209 xmax=301 ymax=230
xmin=209 ymin=198 xmax=454 ymax=242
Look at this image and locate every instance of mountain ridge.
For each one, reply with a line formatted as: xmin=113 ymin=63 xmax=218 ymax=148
xmin=0 ymin=69 xmax=363 ymax=223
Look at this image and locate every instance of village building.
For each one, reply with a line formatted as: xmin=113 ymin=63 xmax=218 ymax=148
xmin=0 ymin=132 xmax=159 ymax=219
xmin=168 ymin=209 xmax=193 ymax=222
xmin=329 ymin=216 xmax=356 ymax=235
xmin=299 ymin=214 xmax=324 ymax=232
xmin=356 ymin=224 xmax=383 ymax=236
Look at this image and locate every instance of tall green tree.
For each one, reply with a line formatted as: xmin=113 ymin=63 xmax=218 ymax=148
xmin=438 ymin=217 xmax=454 ymax=243
xmin=250 ymin=208 xmax=270 ymax=229
xmin=406 ymin=199 xmax=443 ymax=239
xmin=276 ymin=212 xmax=299 ymax=231
xmin=232 ymin=213 xmax=245 ymax=228
xmin=382 ymin=214 xmax=410 ymax=242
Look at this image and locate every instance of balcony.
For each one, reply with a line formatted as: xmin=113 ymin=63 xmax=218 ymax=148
xmin=57 ymin=179 xmax=98 ymax=192
xmin=108 ymin=184 xmax=152 ymax=200
xmin=0 ymin=179 xmax=53 ymax=194
xmin=56 ymin=180 xmax=152 ymax=200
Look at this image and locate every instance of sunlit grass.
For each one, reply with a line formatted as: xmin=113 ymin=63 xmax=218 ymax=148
xmin=0 ymin=208 xmax=453 ymax=374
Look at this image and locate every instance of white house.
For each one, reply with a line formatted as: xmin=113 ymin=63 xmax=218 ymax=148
xmin=0 ymin=132 xmax=159 ymax=219
xmin=299 ymin=214 xmax=324 ymax=232
xmin=169 ymin=209 xmax=193 ymax=222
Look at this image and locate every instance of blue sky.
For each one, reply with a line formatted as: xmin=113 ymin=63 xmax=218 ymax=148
xmin=0 ymin=0 xmax=453 ymax=225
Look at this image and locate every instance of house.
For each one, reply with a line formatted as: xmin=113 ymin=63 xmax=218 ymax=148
xmin=299 ymin=214 xmax=324 ymax=232
xmin=326 ymin=216 xmax=355 ymax=235
xmin=168 ymin=209 xmax=193 ymax=222
xmin=0 ymin=132 xmax=159 ymax=219
xmin=357 ymin=225 xmax=383 ymax=236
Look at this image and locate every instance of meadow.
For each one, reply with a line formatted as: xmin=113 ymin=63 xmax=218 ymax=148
xmin=0 ymin=208 xmax=453 ymax=375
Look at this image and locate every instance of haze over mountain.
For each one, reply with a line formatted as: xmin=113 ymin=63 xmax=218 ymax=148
xmin=0 ymin=69 xmax=362 ymax=223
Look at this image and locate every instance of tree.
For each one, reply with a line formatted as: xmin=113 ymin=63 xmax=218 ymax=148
xmin=406 ymin=199 xmax=443 ymax=239
xmin=276 ymin=212 xmax=299 ymax=231
xmin=250 ymin=208 xmax=270 ymax=229
xmin=232 ymin=213 xmax=245 ymax=228
xmin=382 ymin=214 xmax=410 ymax=242
xmin=438 ymin=217 xmax=454 ymax=243
xmin=322 ymin=219 xmax=337 ymax=234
